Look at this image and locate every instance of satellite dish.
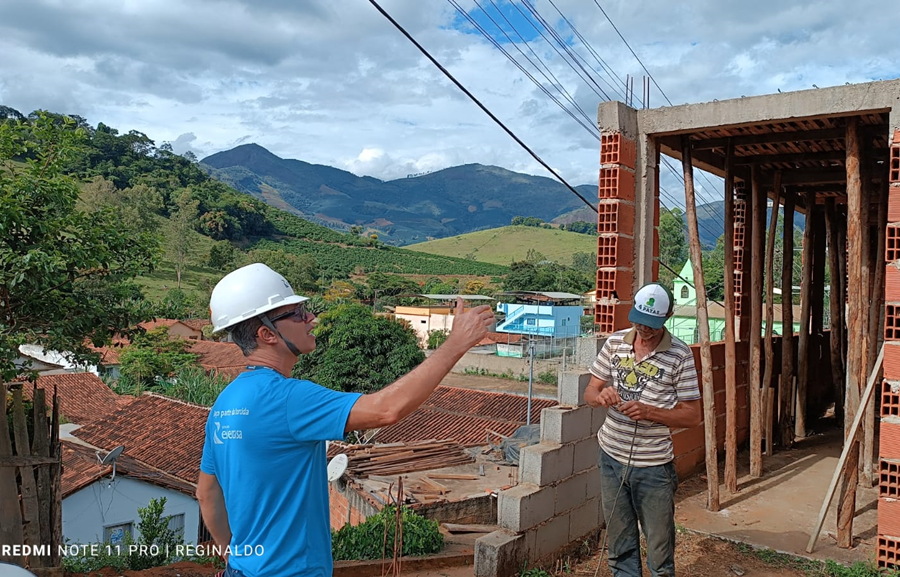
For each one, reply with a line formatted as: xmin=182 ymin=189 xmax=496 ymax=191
xmin=327 ymin=454 xmax=348 ymax=482
xmin=97 ymin=445 xmax=125 ymax=484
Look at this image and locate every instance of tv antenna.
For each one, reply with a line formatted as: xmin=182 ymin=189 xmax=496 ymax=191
xmin=97 ymin=445 xmax=125 ymax=484
xmin=327 ymin=454 xmax=348 ymax=482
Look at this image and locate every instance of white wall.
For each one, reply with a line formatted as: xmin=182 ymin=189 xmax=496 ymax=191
xmin=63 ymin=477 xmax=199 ymax=545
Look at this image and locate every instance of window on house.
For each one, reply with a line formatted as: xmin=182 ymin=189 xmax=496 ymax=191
xmin=681 ymin=286 xmax=689 ymax=299
xmin=104 ymin=522 xmax=133 ymax=546
xmin=526 ymin=318 xmax=536 ymax=325
xmin=420 ymin=320 xmax=427 ymax=324
xmin=167 ymin=514 xmax=185 ymax=539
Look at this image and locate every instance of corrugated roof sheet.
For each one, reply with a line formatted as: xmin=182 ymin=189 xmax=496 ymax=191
xmin=73 ymin=393 xmax=209 ymax=483
xmin=23 ymin=373 xmax=133 ymax=425
xmin=372 ymin=386 xmax=556 ymax=447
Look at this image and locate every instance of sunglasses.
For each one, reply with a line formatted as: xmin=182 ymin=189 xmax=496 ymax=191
xmin=268 ymin=304 xmax=312 ymax=323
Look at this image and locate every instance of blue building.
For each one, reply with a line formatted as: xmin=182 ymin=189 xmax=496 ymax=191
xmin=495 ymin=292 xmax=585 ymax=358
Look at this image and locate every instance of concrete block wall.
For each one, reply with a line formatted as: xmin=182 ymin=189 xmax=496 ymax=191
xmin=474 ymin=371 xmax=607 ymax=576
xmin=595 ymin=131 xmax=637 ymax=335
xmin=879 ymin=128 xmax=900 ymax=569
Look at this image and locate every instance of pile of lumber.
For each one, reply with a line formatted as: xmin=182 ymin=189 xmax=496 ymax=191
xmin=334 ymin=439 xmax=474 ymax=477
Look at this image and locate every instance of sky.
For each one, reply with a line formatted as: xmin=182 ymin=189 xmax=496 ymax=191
xmin=1 ymin=0 xmax=898 ymax=202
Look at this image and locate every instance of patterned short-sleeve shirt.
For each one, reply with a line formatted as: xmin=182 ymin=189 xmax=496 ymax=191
xmin=590 ymin=327 xmax=700 ymax=467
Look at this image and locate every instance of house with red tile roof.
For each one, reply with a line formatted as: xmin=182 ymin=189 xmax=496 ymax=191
xmin=138 ymin=319 xmax=204 ymax=341
xmin=61 ymin=440 xmax=200 ymax=546
xmin=372 ymin=385 xmax=556 ymax=446
xmin=22 ymin=373 xmax=133 ymax=426
xmin=188 ymin=340 xmax=247 ymax=378
xmin=72 ymin=393 xmax=209 ymax=484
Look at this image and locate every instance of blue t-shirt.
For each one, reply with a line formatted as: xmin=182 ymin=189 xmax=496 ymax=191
xmin=199 ymin=367 xmax=362 ymax=576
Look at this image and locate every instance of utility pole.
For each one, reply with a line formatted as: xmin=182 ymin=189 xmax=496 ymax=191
xmin=526 ymin=338 xmax=535 ymax=425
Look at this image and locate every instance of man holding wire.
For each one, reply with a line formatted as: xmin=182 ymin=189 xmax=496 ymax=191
xmin=584 ymin=282 xmax=702 ymax=577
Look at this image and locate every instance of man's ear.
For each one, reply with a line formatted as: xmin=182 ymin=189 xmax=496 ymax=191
xmin=256 ymin=324 xmax=279 ymax=345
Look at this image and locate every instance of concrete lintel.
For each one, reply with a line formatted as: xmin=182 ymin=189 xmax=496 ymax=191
xmin=597 ymin=101 xmax=638 ymax=139
xmin=637 ymin=79 xmax=900 ymax=136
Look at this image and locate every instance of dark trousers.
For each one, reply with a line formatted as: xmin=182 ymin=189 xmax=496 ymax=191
xmin=599 ymin=448 xmax=678 ymax=577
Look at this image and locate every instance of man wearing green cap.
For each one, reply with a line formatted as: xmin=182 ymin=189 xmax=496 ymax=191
xmin=584 ymin=282 xmax=702 ymax=577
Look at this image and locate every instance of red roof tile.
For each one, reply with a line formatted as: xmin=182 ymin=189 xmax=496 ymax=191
xmin=72 ymin=394 xmax=209 ymax=484
xmin=373 ymin=386 xmax=557 ymax=447
xmin=181 ymin=319 xmax=212 ymax=332
xmin=188 ymin=341 xmax=247 ymax=372
xmin=61 ymin=440 xmax=195 ymax=498
xmin=477 ymin=332 xmax=523 ymax=346
xmin=23 ymin=373 xmax=133 ymax=425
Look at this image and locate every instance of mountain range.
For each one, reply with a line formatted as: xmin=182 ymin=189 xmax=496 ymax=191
xmin=201 ymin=144 xmax=593 ymax=246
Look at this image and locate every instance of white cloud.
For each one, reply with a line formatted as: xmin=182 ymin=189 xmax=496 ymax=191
xmin=0 ymin=0 xmax=896 ymax=191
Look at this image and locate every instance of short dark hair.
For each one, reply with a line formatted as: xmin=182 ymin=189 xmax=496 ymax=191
xmin=230 ymin=317 xmax=264 ymax=356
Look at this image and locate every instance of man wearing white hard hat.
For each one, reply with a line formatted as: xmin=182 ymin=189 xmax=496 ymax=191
xmin=197 ymin=263 xmax=495 ymax=577
xmin=584 ymin=282 xmax=702 ymax=577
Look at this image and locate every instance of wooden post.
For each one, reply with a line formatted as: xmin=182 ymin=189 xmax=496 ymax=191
xmin=32 ymin=386 xmax=52 ymax=567
xmin=780 ymin=191 xmax=796 ymax=448
xmin=796 ymin=192 xmax=816 ymax=438
xmin=862 ymin=181 xmax=888 ymax=486
xmin=812 ymin=206 xmax=827 ymax=336
xmin=763 ymin=173 xmax=782 ymax=457
xmin=50 ymin=387 xmax=62 ymax=568
xmin=682 ymin=135 xmax=719 ymax=512
xmin=825 ymin=199 xmax=845 ymax=422
xmin=837 ymin=116 xmax=863 ymax=548
xmin=12 ymin=388 xmax=42 ymax=565
xmin=749 ymin=166 xmax=766 ymax=476
xmin=0 ymin=383 xmax=25 ymax=566
xmin=724 ymin=139 xmax=738 ymax=493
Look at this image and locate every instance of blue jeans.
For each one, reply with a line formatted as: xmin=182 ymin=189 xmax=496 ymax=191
xmin=224 ymin=564 xmax=246 ymax=577
xmin=598 ymin=448 xmax=678 ymax=577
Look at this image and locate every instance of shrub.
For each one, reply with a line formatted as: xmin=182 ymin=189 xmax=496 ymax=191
xmin=426 ymin=329 xmax=450 ymax=350
xmin=331 ymin=506 xmax=443 ymax=561
xmin=537 ymin=369 xmax=557 ymax=386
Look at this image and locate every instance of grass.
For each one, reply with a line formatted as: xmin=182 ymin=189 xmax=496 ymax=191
xmin=405 ymin=225 xmax=596 ymax=266
xmin=732 ymin=542 xmax=897 ymax=577
xmin=134 ymin=263 xmax=224 ymax=301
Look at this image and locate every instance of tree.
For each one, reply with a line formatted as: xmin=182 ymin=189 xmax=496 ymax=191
xmin=0 ymin=113 xmax=158 ymax=382
xmin=128 ymin=497 xmax=182 ymax=570
xmin=571 ymin=252 xmax=596 ymax=275
xmin=462 ymin=280 xmax=485 ymax=295
xmin=243 ymin=248 xmax=319 ymax=295
xmin=117 ymin=328 xmax=198 ymax=393
xmin=562 ymin=221 xmax=596 ymax=235
xmin=208 ymin=241 xmax=236 ymax=270
xmin=166 ymin=189 xmax=199 ymax=289
xmin=293 ymin=303 xmax=424 ymax=394
xmin=658 ymin=207 xmax=689 ymax=290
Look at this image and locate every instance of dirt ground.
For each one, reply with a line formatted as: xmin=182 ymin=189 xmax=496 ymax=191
xmin=440 ymin=372 xmax=557 ymax=398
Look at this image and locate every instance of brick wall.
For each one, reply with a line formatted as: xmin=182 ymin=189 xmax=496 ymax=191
xmin=329 ymin=482 xmax=367 ymax=530
xmin=595 ymin=132 xmax=637 ymax=334
xmin=879 ymin=128 xmax=900 ymax=569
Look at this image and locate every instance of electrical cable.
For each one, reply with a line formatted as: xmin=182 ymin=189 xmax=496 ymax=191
xmin=593 ymin=419 xmax=638 ymax=576
xmin=368 ymin=0 xmax=597 ymax=211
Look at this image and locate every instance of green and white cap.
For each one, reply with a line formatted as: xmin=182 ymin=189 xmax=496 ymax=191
xmin=628 ymin=283 xmax=674 ymax=329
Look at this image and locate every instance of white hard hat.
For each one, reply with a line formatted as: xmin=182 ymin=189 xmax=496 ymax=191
xmin=209 ymin=263 xmax=309 ymax=333
xmin=0 ymin=565 xmax=36 ymax=577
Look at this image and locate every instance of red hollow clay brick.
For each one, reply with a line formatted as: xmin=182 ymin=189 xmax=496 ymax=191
xmin=889 ymin=226 xmax=900 ymax=262
xmin=883 ymin=381 xmax=900 ymax=418
xmin=652 ymin=258 xmax=660 ymax=282
xmin=599 ymin=132 xmax=636 ymax=169
xmin=880 ymin=500 xmax=900 ymax=544
xmin=887 ymin=304 xmax=900 ymax=341
xmin=594 ymin=303 xmax=631 ymax=335
xmin=597 ymin=235 xmax=634 ymax=268
xmin=894 ymin=129 xmax=900 ymax=146
xmin=597 ymin=200 xmax=636 ymax=235
xmin=881 ymin=459 xmax=900 ymax=498
xmin=886 ymin=343 xmax=900 ymax=380
xmin=889 ymin=190 xmax=900 ymax=223
xmin=596 ymin=267 xmax=634 ymax=300
xmin=892 ymin=147 xmax=900 ymax=184
xmin=878 ymin=534 xmax=900 ymax=569
xmin=598 ymin=167 xmax=636 ymax=201
xmin=881 ymin=420 xmax=900 ymax=460
xmin=887 ymin=266 xmax=900 ymax=303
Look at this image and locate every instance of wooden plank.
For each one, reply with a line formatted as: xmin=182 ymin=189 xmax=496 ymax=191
xmin=825 ymin=199 xmax=845 ymax=422
xmin=764 ymin=387 xmax=775 ymax=455
xmin=807 ymin=344 xmax=883 ymax=553
xmin=0 ymin=456 xmax=60 ymax=467
xmin=12 ymin=388 xmax=42 ymax=561
xmin=682 ymin=135 xmax=720 ymax=512
xmin=811 ymin=207 xmax=827 ymax=336
xmin=723 ymin=138 xmax=738 ymax=494
xmin=763 ymin=173 xmax=782 ymax=459
xmin=734 ymin=150 xmax=847 ymax=165
xmin=780 ymin=192 xmax=796 ymax=449
xmin=693 ymin=128 xmax=845 ymax=150
xmin=795 ymin=191 xmax=816 ymax=439
xmin=442 ymin=523 xmax=497 ymax=534
xmin=838 ymin=116 xmax=863 ymax=549
xmin=32 ymin=387 xmax=52 ymax=559
xmin=50 ymin=389 xmax=62 ymax=566
xmin=0 ymin=383 xmax=25 ymax=566
xmin=750 ymin=166 xmax=768 ymax=477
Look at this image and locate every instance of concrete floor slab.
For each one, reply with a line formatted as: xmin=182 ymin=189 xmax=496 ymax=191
xmin=674 ymin=428 xmax=878 ymax=565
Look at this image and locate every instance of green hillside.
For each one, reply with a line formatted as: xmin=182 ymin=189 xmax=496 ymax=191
xmin=406 ymin=225 xmax=597 ymax=266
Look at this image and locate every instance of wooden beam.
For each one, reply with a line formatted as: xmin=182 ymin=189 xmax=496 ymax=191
xmin=694 ymin=128 xmax=845 ymax=150
xmin=837 ymin=116 xmax=863 ymax=548
xmin=682 ymin=135 xmax=720 ymax=512
xmin=811 ymin=206 xmax=828 ymax=336
xmin=806 ymin=344 xmax=884 ymax=553
xmin=825 ymin=200 xmax=845 ymax=422
xmin=724 ymin=139 xmax=738 ymax=494
xmin=763 ymin=172 xmax=782 ymax=459
xmin=780 ymin=192 xmax=796 ymax=449
xmin=795 ymin=192 xmax=816 ymax=439
xmin=734 ymin=150 xmax=846 ymax=166
xmin=749 ymin=167 xmax=766 ymax=475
